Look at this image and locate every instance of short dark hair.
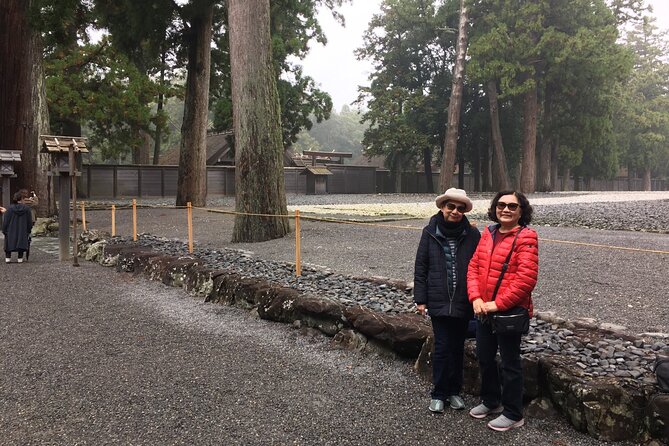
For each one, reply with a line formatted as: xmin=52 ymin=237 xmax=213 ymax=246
xmin=487 ymin=190 xmax=533 ymax=226
xmin=13 ymin=189 xmax=30 ymax=203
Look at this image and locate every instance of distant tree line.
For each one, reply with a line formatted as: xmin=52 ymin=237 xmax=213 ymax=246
xmin=355 ymin=0 xmax=669 ymax=192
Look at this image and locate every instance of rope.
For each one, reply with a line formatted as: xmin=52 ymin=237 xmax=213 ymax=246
xmin=85 ymin=202 xmax=669 ymax=255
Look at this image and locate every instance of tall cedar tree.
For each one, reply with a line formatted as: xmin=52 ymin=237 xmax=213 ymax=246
xmin=176 ymin=2 xmax=214 ymax=207
xmin=0 ymin=0 xmax=50 ymax=215
xmin=228 ymin=0 xmax=290 ymax=242
xmin=439 ymin=0 xmax=469 ymax=191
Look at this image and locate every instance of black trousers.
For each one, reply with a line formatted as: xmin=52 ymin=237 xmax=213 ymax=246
xmin=475 ymin=319 xmax=524 ymax=421
xmin=430 ymin=316 xmax=469 ymax=400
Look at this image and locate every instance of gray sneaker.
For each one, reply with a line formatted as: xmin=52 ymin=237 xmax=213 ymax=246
xmin=487 ymin=414 xmax=524 ymax=431
xmin=448 ymin=395 xmax=465 ymax=410
xmin=428 ymin=399 xmax=444 ymax=414
xmin=469 ymin=403 xmax=504 ymax=419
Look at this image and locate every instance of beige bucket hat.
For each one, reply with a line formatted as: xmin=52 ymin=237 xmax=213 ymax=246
xmin=435 ymin=187 xmax=473 ymax=212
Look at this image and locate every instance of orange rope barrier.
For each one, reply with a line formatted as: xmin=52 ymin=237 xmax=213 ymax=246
xmin=85 ymin=201 xmax=669 ymax=256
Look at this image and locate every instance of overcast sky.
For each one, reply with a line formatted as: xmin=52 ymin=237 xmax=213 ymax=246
xmin=300 ymin=0 xmax=669 ymax=112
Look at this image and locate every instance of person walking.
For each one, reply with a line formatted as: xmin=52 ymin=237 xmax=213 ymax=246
xmin=3 ymin=189 xmax=34 ymax=263
xmin=467 ymin=190 xmax=538 ymax=431
xmin=414 ymin=188 xmax=481 ymax=414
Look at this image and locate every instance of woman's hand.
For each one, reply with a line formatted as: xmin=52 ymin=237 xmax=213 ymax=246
xmin=416 ymin=304 xmax=427 ymax=317
xmin=0 ymin=206 xmax=5 ymax=213
xmin=472 ymin=298 xmax=486 ymax=315
xmin=483 ymin=301 xmax=499 ymax=314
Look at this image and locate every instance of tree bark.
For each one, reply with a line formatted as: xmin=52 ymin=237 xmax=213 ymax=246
xmin=176 ymin=3 xmax=213 ymax=207
xmin=487 ymin=80 xmax=510 ymax=190
xmin=423 ymin=147 xmax=434 ymax=193
xmin=229 ymin=0 xmax=289 ymax=242
xmin=0 ymin=0 xmax=51 ymax=215
xmin=642 ymin=167 xmax=651 ymax=191
xmin=472 ymin=137 xmax=481 ymax=191
xmin=538 ymin=88 xmax=553 ymax=191
xmin=439 ymin=0 xmax=468 ymax=191
xmin=520 ymin=80 xmax=538 ymax=193
xmin=153 ymin=46 xmax=167 ymax=165
xmin=562 ymin=167 xmax=570 ymax=191
xmin=550 ymin=136 xmax=559 ymax=191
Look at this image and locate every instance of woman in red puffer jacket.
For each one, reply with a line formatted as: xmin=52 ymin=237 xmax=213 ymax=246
xmin=467 ymin=191 xmax=538 ymax=432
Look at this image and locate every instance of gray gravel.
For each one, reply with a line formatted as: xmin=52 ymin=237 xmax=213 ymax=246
xmin=1 ymin=255 xmax=630 ymax=445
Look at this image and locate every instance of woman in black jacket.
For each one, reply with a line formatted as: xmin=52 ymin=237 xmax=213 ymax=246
xmin=3 ymin=189 xmax=34 ymax=263
xmin=414 ymin=188 xmax=480 ymax=413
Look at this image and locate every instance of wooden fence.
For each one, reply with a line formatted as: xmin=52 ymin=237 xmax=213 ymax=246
xmin=71 ymin=164 xmax=667 ymax=199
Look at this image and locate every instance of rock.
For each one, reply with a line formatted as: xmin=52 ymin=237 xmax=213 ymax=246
xmin=331 ymin=329 xmax=368 ymax=352
xmin=526 ymin=397 xmax=559 ymax=419
xmin=344 ymin=306 xmax=431 ymax=357
xmin=600 ymin=323 xmax=628 ymax=334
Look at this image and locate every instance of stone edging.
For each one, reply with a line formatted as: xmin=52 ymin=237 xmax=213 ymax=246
xmin=77 ymin=232 xmax=668 ymax=444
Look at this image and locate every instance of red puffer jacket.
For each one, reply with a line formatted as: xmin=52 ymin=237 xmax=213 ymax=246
xmin=467 ymin=225 xmax=538 ymax=317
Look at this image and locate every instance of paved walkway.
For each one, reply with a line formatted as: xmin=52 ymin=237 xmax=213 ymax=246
xmin=1 ymin=243 xmax=622 ymax=445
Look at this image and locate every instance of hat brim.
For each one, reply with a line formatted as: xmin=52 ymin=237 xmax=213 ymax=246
xmin=435 ymin=194 xmax=473 ymax=212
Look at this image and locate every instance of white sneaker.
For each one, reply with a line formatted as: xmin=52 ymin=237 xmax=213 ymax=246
xmin=17 ymin=258 xmax=24 ymax=263
xmin=4 ymin=258 xmax=10 ymax=263
xmin=487 ymin=414 xmax=525 ymax=431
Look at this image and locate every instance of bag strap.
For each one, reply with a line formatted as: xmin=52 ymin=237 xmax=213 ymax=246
xmin=490 ymin=227 xmax=524 ymax=302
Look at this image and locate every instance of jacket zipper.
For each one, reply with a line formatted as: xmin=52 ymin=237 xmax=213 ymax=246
xmin=426 ymin=229 xmax=457 ymax=314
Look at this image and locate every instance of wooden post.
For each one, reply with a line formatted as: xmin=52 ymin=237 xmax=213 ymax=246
xmin=187 ymin=201 xmax=193 ymax=254
xmin=70 ymin=145 xmax=79 ymax=267
xmin=81 ymin=201 xmax=87 ymax=231
xmin=111 ymin=205 xmax=116 ymax=236
xmin=132 ymin=199 xmax=137 ymax=241
xmin=295 ymin=209 xmax=301 ymax=277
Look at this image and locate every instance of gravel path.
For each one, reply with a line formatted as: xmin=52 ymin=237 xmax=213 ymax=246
xmin=0 ymin=255 xmax=629 ymax=445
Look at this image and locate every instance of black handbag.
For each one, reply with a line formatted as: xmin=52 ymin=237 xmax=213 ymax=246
xmin=489 ymin=228 xmax=530 ymax=335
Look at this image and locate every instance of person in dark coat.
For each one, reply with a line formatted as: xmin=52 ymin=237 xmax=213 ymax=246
xmin=414 ymin=188 xmax=481 ymax=414
xmin=3 ymin=189 xmax=34 ymax=263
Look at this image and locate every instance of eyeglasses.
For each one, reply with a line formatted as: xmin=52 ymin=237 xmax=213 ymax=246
xmin=496 ymin=202 xmax=520 ymax=211
xmin=445 ymin=202 xmax=467 ymax=212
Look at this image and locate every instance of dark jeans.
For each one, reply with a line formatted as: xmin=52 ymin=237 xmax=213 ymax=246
xmin=430 ymin=316 xmax=469 ymax=400
xmin=476 ymin=319 xmax=524 ymax=421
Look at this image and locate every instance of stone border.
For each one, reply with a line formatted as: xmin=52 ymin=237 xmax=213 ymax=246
xmin=77 ymin=231 xmax=668 ymax=444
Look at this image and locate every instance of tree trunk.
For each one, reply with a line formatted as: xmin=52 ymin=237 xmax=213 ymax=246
xmin=422 ymin=147 xmax=434 ymax=193
xmin=642 ymin=167 xmax=651 ymax=191
xmin=153 ymin=47 xmax=167 ymax=165
xmin=487 ymin=80 xmax=510 ymax=190
xmin=520 ymin=81 xmax=538 ymax=193
xmin=133 ymin=130 xmax=151 ymax=164
xmin=562 ymin=167 xmax=570 ymax=191
xmin=0 ymin=0 xmax=51 ymax=215
xmin=229 ymin=0 xmax=290 ymax=242
xmin=550 ymin=136 xmax=559 ymax=191
xmin=439 ymin=0 xmax=468 ymax=192
xmin=472 ymin=138 xmax=481 ymax=191
xmin=176 ymin=3 xmax=213 ymax=207
xmin=538 ymin=89 xmax=553 ymax=191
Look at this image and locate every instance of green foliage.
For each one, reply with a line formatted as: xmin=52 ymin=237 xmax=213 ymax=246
xmin=357 ymin=0 xmax=457 ymax=172
xmin=616 ymin=17 xmax=669 ymax=178
xmin=212 ymin=0 xmax=349 ymax=148
xmin=45 ymin=40 xmax=161 ymax=159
